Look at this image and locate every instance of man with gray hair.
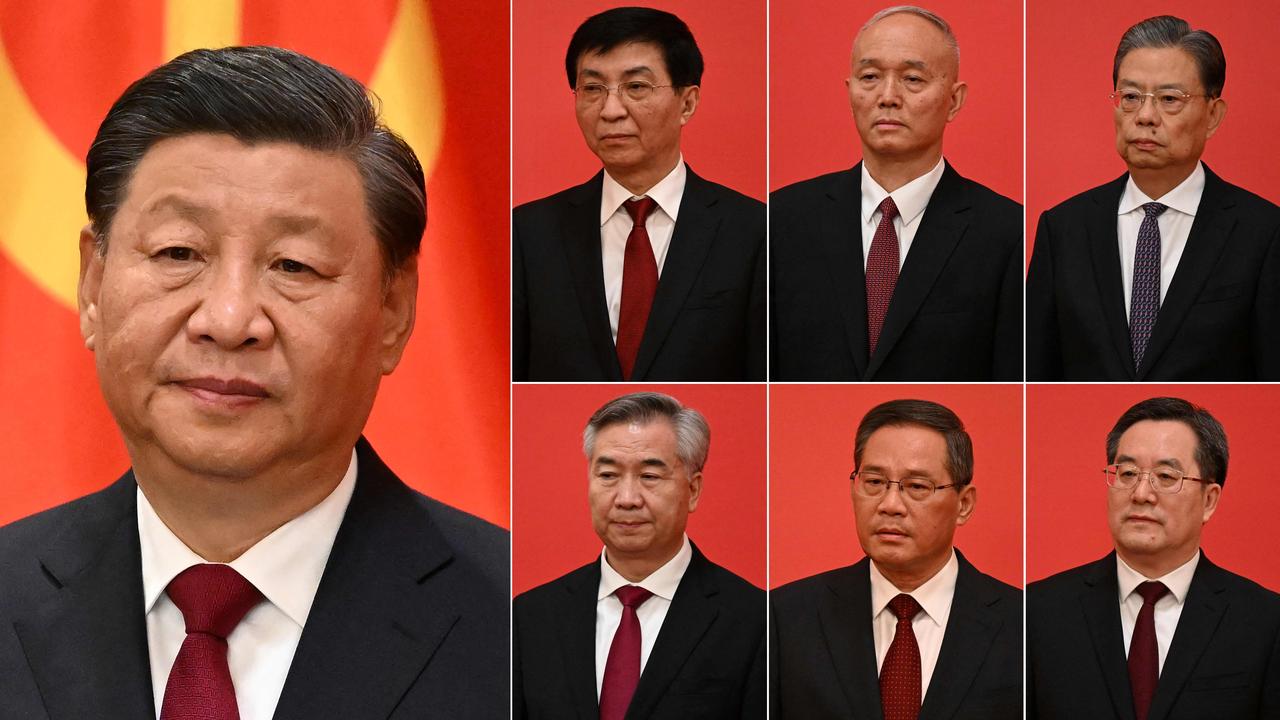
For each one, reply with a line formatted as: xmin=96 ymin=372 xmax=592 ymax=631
xmin=771 ymin=5 xmax=1022 ymax=381
xmin=1028 ymin=15 xmax=1280 ymax=380
xmin=513 ymin=391 xmax=765 ymax=719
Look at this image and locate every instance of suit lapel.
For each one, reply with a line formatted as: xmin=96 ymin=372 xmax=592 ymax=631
xmin=1086 ymin=176 xmax=1138 ymax=379
xmin=1139 ymin=167 xmax=1234 ymax=378
xmin=13 ymin=475 xmax=155 ymax=720
xmin=272 ymin=439 xmax=466 ymax=719
xmin=630 ymin=167 xmax=719 ymax=380
xmin=815 ymin=559 xmax=883 ymax=719
xmin=1078 ymin=553 xmax=1136 ymax=720
xmin=558 ymin=561 xmax=605 ymax=720
xmin=919 ymin=552 xmax=1004 ymax=720
xmin=560 ymin=172 xmax=624 ymax=379
xmin=866 ymin=164 xmax=967 ymax=379
xmin=1146 ymin=555 xmax=1228 ymax=720
xmin=816 ymin=166 xmax=871 ymax=378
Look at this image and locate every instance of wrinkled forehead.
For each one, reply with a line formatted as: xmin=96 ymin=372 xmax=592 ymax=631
xmin=851 ymin=12 xmax=958 ymax=75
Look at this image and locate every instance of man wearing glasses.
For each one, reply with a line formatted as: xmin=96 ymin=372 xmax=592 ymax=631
xmin=771 ymin=399 xmax=1021 ymax=719
xmin=513 ymin=7 xmax=765 ymax=382
xmin=1028 ymin=15 xmax=1280 ymax=380
xmin=1028 ymin=397 xmax=1280 ymax=719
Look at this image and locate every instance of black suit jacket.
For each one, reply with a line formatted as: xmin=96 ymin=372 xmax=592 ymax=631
xmin=1027 ymin=552 xmax=1280 ymax=720
xmin=770 ymin=552 xmax=1022 ymax=720
xmin=0 ymin=438 xmax=509 ymax=719
xmin=1026 ymin=165 xmax=1280 ymax=380
xmin=512 ymin=543 xmax=765 ymax=719
xmin=770 ymin=162 xmax=1022 ymax=381
xmin=513 ymin=166 xmax=765 ymax=381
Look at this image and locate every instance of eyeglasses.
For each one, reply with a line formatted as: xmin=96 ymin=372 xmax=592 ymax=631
xmin=1110 ymin=89 xmax=1208 ymax=115
xmin=850 ymin=470 xmax=958 ymax=502
xmin=1103 ymin=463 xmax=1209 ymax=494
xmin=574 ymin=81 xmax=673 ymax=105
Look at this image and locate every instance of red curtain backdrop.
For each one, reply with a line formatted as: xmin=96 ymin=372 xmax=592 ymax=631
xmin=771 ymin=384 xmax=1023 ymax=589
xmin=0 ymin=0 xmax=509 ymax=528
xmin=512 ymin=383 xmax=765 ymax=596
xmin=512 ymin=0 xmax=766 ymax=205
xmin=770 ymin=0 xmax=1021 ymax=201
xmin=1027 ymin=1 xmax=1280 ymax=261
xmin=1028 ymin=384 xmax=1280 ymax=592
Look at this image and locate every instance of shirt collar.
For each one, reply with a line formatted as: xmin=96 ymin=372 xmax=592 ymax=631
xmin=138 ymin=449 xmax=358 ymax=628
xmin=869 ymin=549 xmax=958 ymax=630
xmin=600 ymin=156 xmax=687 ymax=226
xmin=1116 ymin=549 xmax=1200 ymax=605
xmin=860 ymin=156 xmax=946 ymax=228
xmin=597 ymin=534 xmax=692 ymax=602
xmin=1118 ymin=161 xmax=1205 ymax=217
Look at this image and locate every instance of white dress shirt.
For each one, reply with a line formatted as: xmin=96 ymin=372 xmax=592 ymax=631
xmin=601 ymin=158 xmax=686 ymax=342
xmin=594 ymin=534 xmax=693 ymax=698
xmin=870 ymin=550 xmax=958 ymax=701
xmin=1118 ymin=162 xmax=1205 ymax=315
xmin=860 ymin=157 xmax=946 ymax=271
xmin=139 ymin=450 xmax=358 ymax=720
xmin=1117 ymin=550 xmax=1200 ymax=673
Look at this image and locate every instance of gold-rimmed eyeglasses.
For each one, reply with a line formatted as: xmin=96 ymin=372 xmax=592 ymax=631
xmin=574 ymin=81 xmax=673 ymax=105
xmin=1110 ymin=89 xmax=1208 ymax=115
xmin=1103 ymin=463 xmax=1209 ymax=494
xmin=850 ymin=470 xmax=958 ymax=502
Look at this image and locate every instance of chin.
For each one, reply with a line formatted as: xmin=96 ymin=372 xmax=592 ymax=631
xmin=155 ymin=428 xmax=284 ymax=479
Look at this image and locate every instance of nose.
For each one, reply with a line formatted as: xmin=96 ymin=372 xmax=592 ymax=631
xmin=876 ymin=79 xmax=903 ymax=108
xmin=185 ymin=259 xmax=275 ymax=350
xmin=877 ymin=482 xmax=908 ymax=515
xmin=599 ymin=87 xmax=629 ymax=121
xmin=613 ymin=476 xmax=644 ymax=508
xmin=1130 ymin=472 xmax=1159 ymax=504
xmin=1134 ymin=95 xmax=1161 ymax=126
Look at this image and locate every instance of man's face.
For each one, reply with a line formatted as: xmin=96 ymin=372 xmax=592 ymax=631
xmin=574 ymin=41 xmax=699 ymax=179
xmin=78 ymin=133 xmax=416 ymax=479
xmin=1114 ymin=47 xmax=1226 ymax=178
xmin=1107 ymin=420 xmax=1221 ymax=569
xmin=847 ymin=13 xmax=966 ymax=163
xmin=853 ymin=424 xmax=975 ymax=582
xmin=588 ymin=419 xmax=701 ymax=567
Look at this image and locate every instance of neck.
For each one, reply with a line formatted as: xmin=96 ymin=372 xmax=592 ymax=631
xmin=862 ymin=147 xmax=942 ymax=193
xmin=1129 ymin=162 xmax=1196 ymax=201
xmin=607 ymin=154 xmax=680 ymax=197
xmin=133 ymin=448 xmax=350 ymax=563
xmin=1118 ymin=546 xmax=1198 ymax=580
xmin=874 ymin=552 xmax=948 ymax=593
xmin=605 ymin=543 xmax=680 ymax=583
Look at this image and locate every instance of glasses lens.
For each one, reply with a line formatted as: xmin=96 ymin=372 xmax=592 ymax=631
xmin=1151 ymin=468 xmax=1184 ymax=492
xmin=622 ymin=81 xmax=653 ymax=102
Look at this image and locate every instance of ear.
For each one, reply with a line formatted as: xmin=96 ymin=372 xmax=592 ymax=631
xmin=955 ymin=484 xmax=977 ymax=526
xmin=379 ymin=261 xmax=418 ymax=375
xmin=687 ymin=470 xmax=702 ymax=513
xmin=679 ymin=85 xmax=700 ymax=125
xmin=1205 ymin=97 xmax=1227 ymax=139
xmin=947 ymin=80 xmax=968 ymax=122
xmin=78 ymin=225 xmax=105 ymax=351
xmin=1201 ymin=482 xmax=1222 ymax=523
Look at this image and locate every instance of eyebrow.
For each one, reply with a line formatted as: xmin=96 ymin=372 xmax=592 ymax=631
xmin=594 ymin=455 xmax=670 ymax=469
xmin=859 ymin=463 xmax=936 ymax=478
xmin=856 ymin=58 xmax=930 ymax=71
xmin=1114 ymin=454 xmax=1186 ymax=470
xmin=579 ymin=65 xmax=658 ymax=80
xmin=1116 ymin=79 xmax=1192 ymax=91
xmin=141 ymin=194 xmax=324 ymax=235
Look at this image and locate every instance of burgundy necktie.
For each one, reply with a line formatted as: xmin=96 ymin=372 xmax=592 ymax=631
xmin=160 ymin=564 xmax=264 ymax=720
xmin=880 ymin=593 xmax=922 ymax=720
xmin=616 ymin=197 xmax=658 ymax=380
xmin=866 ymin=196 xmax=900 ymax=357
xmin=1129 ymin=581 xmax=1170 ymax=720
xmin=599 ymin=585 xmax=654 ymax=720
xmin=1130 ymin=202 xmax=1167 ymax=370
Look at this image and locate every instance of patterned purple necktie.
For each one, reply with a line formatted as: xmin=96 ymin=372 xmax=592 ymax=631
xmin=880 ymin=593 xmax=922 ymax=720
xmin=1129 ymin=202 xmax=1168 ymax=370
xmin=866 ymin=196 xmax=900 ymax=357
xmin=1128 ymin=581 xmax=1170 ymax=720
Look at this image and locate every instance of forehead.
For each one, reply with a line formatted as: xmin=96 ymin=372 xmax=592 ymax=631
xmin=853 ymin=13 xmax=954 ymax=71
xmin=591 ymin=419 xmax=680 ymax=460
xmin=1116 ymin=46 xmax=1202 ymax=89
xmin=861 ymin=423 xmax=949 ymax=467
xmin=576 ymin=41 xmax=669 ymax=80
xmin=1115 ymin=419 xmax=1200 ymax=463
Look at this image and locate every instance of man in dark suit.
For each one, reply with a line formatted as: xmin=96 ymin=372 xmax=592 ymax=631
xmin=512 ymin=7 xmax=765 ymax=382
xmin=1027 ymin=15 xmax=1280 ymax=381
xmin=772 ymin=399 xmax=1022 ymax=719
xmin=0 ymin=47 xmax=507 ymax=718
xmin=1028 ymin=397 xmax=1280 ymax=719
xmin=513 ymin=392 xmax=765 ymax=719
xmin=771 ymin=6 xmax=1021 ymax=381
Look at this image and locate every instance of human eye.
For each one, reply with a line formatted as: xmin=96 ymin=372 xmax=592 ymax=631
xmin=862 ymin=474 xmax=887 ymax=489
xmin=904 ymin=479 xmax=934 ymax=495
xmin=579 ymin=83 xmax=607 ymax=99
xmin=1154 ymin=469 xmax=1182 ymax=489
xmin=1157 ymin=92 xmax=1184 ymax=109
xmin=273 ymin=258 xmax=315 ymax=274
xmin=1116 ymin=465 xmax=1141 ymax=482
xmin=858 ymin=71 xmax=880 ymax=83
xmin=623 ymin=81 xmax=654 ymax=100
xmin=152 ymin=246 xmax=201 ymax=264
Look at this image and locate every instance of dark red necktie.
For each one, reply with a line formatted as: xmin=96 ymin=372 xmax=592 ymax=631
xmin=1129 ymin=581 xmax=1170 ymax=720
xmin=160 ymin=564 xmax=264 ymax=720
xmin=880 ymin=593 xmax=922 ymax=720
xmin=599 ymin=585 xmax=654 ymax=720
xmin=616 ymin=197 xmax=658 ymax=380
xmin=866 ymin=196 xmax=900 ymax=357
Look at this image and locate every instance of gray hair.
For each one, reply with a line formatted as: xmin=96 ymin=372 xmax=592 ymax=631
xmin=583 ymin=392 xmax=711 ymax=474
xmin=859 ymin=5 xmax=960 ymax=65
xmin=1113 ymin=16 xmax=1225 ymax=98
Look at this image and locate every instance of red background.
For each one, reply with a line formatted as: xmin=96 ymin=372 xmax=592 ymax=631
xmin=512 ymin=0 xmax=766 ymax=205
xmin=1028 ymin=384 xmax=1280 ymax=592
xmin=513 ymin=383 xmax=766 ymax=596
xmin=770 ymin=0 xmax=1021 ymax=201
xmin=771 ymin=384 xmax=1023 ymax=589
xmin=1027 ymin=1 xmax=1280 ymax=258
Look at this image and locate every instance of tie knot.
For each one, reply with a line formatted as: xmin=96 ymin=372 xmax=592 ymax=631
xmin=888 ymin=593 xmax=922 ymax=621
xmin=878 ymin=196 xmax=899 ymax=221
xmin=624 ymin=197 xmax=657 ymax=225
xmin=615 ymin=585 xmax=654 ymax=609
xmin=1136 ymin=580 xmax=1170 ymax=606
xmin=166 ymin=564 xmax=263 ymax=639
xmin=1142 ymin=202 xmax=1168 ymax=218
